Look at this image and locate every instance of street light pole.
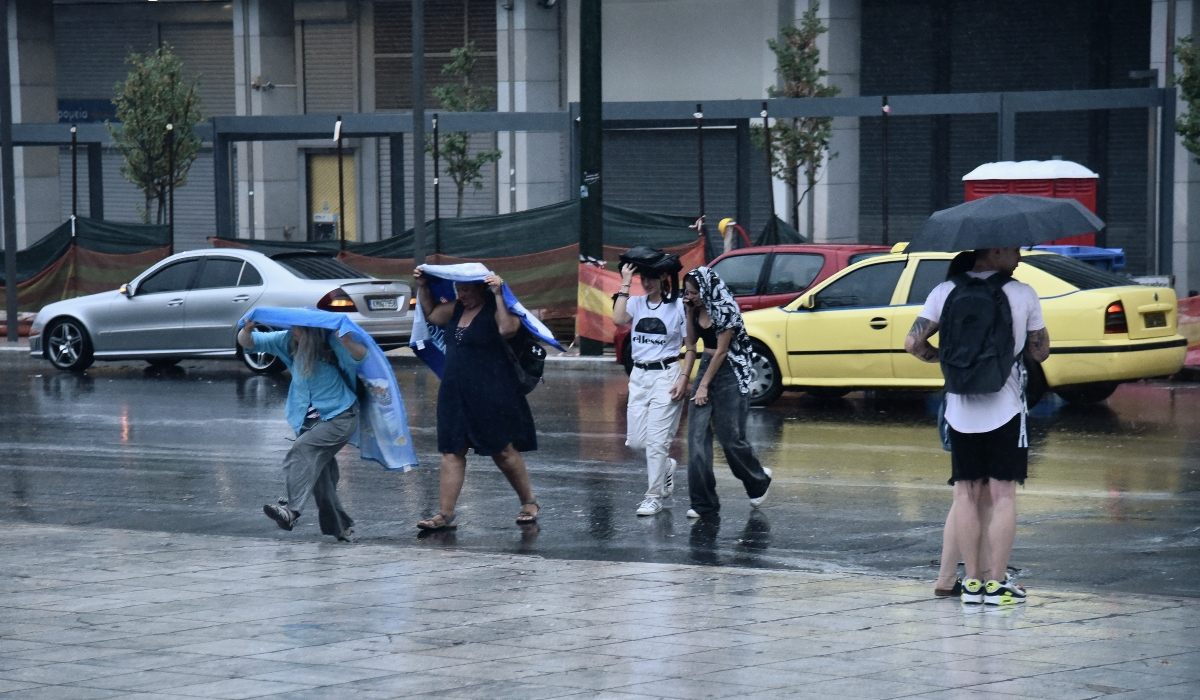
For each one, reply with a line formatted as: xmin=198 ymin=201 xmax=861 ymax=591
xmin=71 ymin=125 xmax=78 ymax=220
xmin=881 ymin=96 xmax=891 ymax=246
xmin=761 ymin=102 xmax=778 ymax=245
xmin=432 ymin=113 xmax=440 ymax=255
xmin=166 ymin=123 xmax=175 ymax=254
xmin=335 ymin=116 xmax=345 ymax=252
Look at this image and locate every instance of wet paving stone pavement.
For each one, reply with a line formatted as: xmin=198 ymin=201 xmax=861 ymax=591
xmin=1 ymin=351 xmax=1198 ymax=697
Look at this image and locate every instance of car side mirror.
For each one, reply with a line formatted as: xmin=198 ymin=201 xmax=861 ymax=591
xmin=119 ymin=283 xmax=133 ymax=297
xmin=799 ymin=294 xmax=815 ymax=310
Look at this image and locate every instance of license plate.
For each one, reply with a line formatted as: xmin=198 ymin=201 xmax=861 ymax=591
xmin=367 ymin=297 xmax=399 ymax=311
xmin=1144 ymin=311 xmax=1166 ymax=328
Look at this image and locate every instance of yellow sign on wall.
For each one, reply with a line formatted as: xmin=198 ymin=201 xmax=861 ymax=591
xmin=308 ymin=154 xmax=357 ymax=242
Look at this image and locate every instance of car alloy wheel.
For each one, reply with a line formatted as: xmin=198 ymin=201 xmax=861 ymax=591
xmin=46 ymin=318 xmax=94 ymax=372
xmin=239 ymin=325 xmax=286 ymax=374
xmin=747 ymin=342 xmax=783 ymax=406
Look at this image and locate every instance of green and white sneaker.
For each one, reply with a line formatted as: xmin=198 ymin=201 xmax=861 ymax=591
xmin=984 ymin=576 xmax=1026 ymax=606
xmin=961 ymin=578 xmax=985 ymax=604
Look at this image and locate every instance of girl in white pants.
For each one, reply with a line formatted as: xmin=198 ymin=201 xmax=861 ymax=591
xmin=612 ymin=250 xmax=687 ymax=516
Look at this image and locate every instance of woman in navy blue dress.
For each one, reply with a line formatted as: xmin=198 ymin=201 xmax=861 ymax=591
xmin=414 ymin=269 xmax=539 ymax=531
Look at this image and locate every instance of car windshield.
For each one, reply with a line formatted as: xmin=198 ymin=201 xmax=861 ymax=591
xmin=1020 ymin=254 xmax=1132 ymax=290
xmin=273 ymin=254 xmax=372 ymax=280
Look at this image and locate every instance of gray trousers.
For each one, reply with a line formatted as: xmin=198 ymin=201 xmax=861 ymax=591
xmin=283 ymin=406 xmax=358 ymax=537
xmin=687 ymin=356 xmax=770 ymax=515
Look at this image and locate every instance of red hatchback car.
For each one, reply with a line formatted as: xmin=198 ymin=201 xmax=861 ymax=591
xmin=614 ymin=243 xmax=891 ymax=371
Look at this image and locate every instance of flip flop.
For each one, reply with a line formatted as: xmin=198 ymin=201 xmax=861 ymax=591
xmin=516 ymin=500 xmax=539 ymax=524
xmin=934 ymin=578 xmax=963 ymax=597
xmin=417 ymin=512 xmax=457 ymax=531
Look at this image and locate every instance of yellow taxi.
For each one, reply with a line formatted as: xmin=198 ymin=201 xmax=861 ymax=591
xmin=740 ymin=248 xmax=1187 ymax=406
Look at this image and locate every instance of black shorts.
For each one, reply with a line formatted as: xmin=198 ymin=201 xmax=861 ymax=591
xmin=948 ymin=413 xmax=1027 ymax=485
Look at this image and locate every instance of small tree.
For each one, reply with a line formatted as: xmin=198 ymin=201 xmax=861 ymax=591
xmin=752 ymin=2 xmax=840 ymax=232
xmin=1176 ymin=36 xmax=1200 ymax=163
xmin=431 ymin=42 xmax=503 ymax=217
xmin=108 ymin=45 xmax=204 ymax=224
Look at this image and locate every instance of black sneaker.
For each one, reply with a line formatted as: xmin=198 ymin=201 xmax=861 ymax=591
xmin=263 ymin=503 xmax=297 ymax=531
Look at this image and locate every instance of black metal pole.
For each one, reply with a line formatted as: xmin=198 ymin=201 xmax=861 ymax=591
xmin=432 ymin=113 xmax=440 ymax=255
xmin=761 ymin=102 xmax=777 ymax=245
xmin=411 ymin=0 xmax=426 ymax=265
xmin=695 ymin=103 xmax=705 ymax=235
xmin=70 ymin=125 xmax=78 ymax=219
xmin=881 ymin=95 xmax=890 ymax=246
xmin=578 ymin=0 xmax=603 ymax=355
xmin=336 ymin=115 xmax=345 ymax=252
xmin=166 ymin=124 xmax=175 ymax=254
xmin=389 ymin=135 xmax=405 ymax=238
xmin=1 ymin=6 xmax=18 ymax=343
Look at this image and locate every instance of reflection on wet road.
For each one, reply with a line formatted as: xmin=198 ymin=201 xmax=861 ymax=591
xmin=2 ymin=354 xmax=1197 ymax=597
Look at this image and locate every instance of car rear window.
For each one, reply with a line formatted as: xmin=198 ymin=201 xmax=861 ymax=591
xmin=763 ymin=253 xmax=824 ymax=295
xmin=1020 ymin=254 xmax=1132 ymax=290
xmin=273 ymin=254 xmax=371 ymax=280
xmin=712 ymin=253 xmax=767 ymax=295
xmin=848 ymin=251 xmax=887 ymax=265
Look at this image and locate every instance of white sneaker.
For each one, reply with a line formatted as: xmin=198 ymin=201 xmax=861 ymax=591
xmin=749 ymin=467 xmax=773 ymax=508
xmin=686 ymin=509 xmax=701 ymax=518
xmin=663 ymin=458 xmax=677 ymax=499
xmin=636 ymin=497 xmax=662 ymax=516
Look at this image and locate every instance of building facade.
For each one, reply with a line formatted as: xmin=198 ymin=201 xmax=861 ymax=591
xmin=10 ymin=0 xmax=1200 ymax=293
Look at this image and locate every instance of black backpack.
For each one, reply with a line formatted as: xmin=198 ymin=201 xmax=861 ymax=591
xmin=938 ymin=273 xmax=1016 ymax=395
xmin=504 ymin=325 xmax=547 ymax=395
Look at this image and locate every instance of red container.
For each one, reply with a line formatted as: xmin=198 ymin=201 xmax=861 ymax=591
xmin=963 ymin=161 xmax=1099 ymax=247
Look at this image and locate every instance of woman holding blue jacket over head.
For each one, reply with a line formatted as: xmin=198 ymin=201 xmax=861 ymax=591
xmin=237 ymin=320 xmax=368 ymax=541
xmin=412 ymin=267 xmax=539 ymax=532
xmin=680 ymin=267 xmax=772 ymax=518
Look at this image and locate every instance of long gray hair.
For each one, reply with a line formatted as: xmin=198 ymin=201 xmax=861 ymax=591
xmin=289 ymin=326 xmax=335 ymax=377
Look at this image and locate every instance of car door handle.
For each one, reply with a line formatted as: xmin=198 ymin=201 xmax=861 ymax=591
xmin=869 ymin=317 xmax=888 ymax=329
xmin=231 ymin=295 xmax=250 ymax=303
xmin=167 ymin=298 xmax=184 ymax=307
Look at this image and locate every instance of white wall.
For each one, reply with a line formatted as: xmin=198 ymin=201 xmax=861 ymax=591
xmin=564 ymin=0 xmax=783 ymax=103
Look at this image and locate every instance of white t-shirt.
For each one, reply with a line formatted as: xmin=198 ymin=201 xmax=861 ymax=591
xmin=626 ymin=295 xmax=686 ymax=364
xmin=919 ymin=271 xmax=1045 ymax=434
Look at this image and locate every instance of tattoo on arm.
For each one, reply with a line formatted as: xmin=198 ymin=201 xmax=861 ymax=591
xmin=905 ymin=317 xmax=940 ymax=362
xmin=1024 ymin=327 xmax=1050 ymax=363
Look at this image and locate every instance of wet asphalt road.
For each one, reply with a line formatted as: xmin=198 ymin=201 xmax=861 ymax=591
xmin=2 ymin=350 xmax=1198 ymax=598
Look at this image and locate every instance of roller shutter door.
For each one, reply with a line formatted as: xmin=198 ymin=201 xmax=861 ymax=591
xmin=603 ymin=129 xmax=773 ymax=244
xmin=159 ymin=24 xmax=237 ymax=117
xmin=54 ymin=18 xmax=155 ymax=100
xmin=302 ymin=22 xmax=357 ymax=114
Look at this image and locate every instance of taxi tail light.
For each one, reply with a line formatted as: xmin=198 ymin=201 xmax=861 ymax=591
xmin=1104 ymin=301 xmax=1128 ymax=334
xmin=317 ymin=288 xmax=357 ymax=313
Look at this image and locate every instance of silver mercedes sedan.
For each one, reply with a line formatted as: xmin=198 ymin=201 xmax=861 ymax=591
xmin=29 ymin=248 xmax=412 ymax=373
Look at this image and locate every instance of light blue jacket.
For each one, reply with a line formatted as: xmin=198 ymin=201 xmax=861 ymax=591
xmin=241 ymin=307 xmax=419 ymax=471
xmin=250 ymin=330 xmax=364 ymax=434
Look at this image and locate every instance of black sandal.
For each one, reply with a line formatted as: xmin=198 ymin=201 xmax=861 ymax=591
xmin=417 ymin=512 xmax=457 ymax=531
xmin=516 ymin=500 xmax=539 ymax=524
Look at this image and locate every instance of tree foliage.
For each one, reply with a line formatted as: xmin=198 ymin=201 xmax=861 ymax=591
xmin=432 ymin=42 xmax=503 ymax=217
xmin=751 ymin=2 xmax=840 ymax=227
xmin=1176 ymin=36 xmax=1200 ymax=163
xmin=108 ymin=45 xmax=204 ymax=224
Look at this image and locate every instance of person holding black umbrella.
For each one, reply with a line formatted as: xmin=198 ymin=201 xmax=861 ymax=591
xmin=903 ymin=195 xmax=1098 ymax=606
xmin=905 ymin=246 xmax=1049 ymax=606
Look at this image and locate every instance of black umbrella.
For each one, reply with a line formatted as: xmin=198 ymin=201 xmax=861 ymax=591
xmin=905 ymin=194 xmax=1105 ymax=253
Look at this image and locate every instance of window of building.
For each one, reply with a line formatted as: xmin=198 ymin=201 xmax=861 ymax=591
xmin=374 ymin=0 xmax=498 ymax=111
